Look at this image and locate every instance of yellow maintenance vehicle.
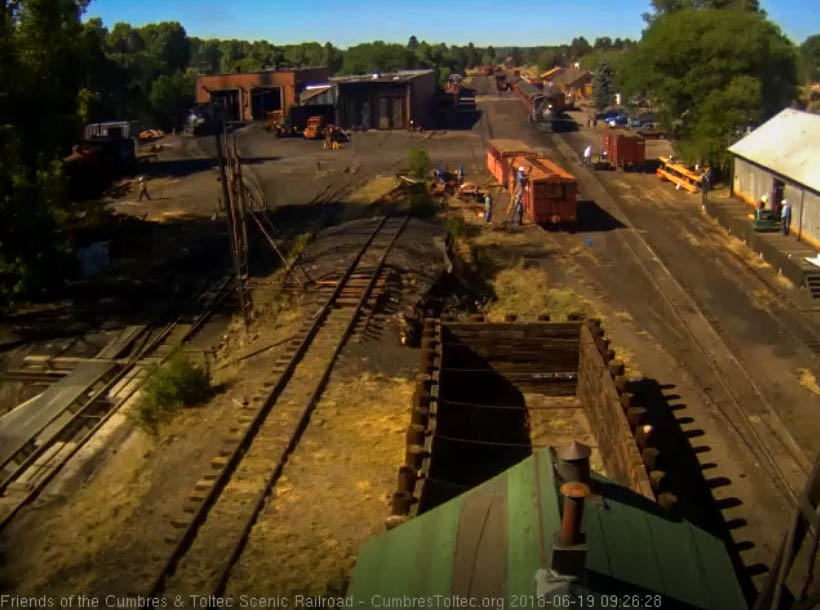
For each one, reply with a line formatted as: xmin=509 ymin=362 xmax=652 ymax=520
xmin=303 ymin=116 xmax=325 ymax=140
xmin=265 ymin=110 xmax=300 ymax=137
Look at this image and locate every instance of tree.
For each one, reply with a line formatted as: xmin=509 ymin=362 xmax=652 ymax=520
xmin=1 ymin=0 xmax=88 ymax=301
xmin=486 ymin=45 xmax=495 ymax=60
xmin=799 ymin=34 xmax=820 ymax=83
xmin=570 ymin=36 xmax=592 ymax=59
xmin=594 ymin=36 xmax=613 ymax=50
xmin=592 ymin=61 xmax=616 ymax=110
xmin=149 ymin=70 xmax=195 ymax=129
xmin=407 ymin=35 xmax=418 ymax=51
xmin=643 ymin=0 xmax=760 ymax=23
xmin=537 ymin=49 xmax=563 ymax=73
xmin=510 ymin=46 xmax=523 ymax=66
xmin=339 ymin=41 xmax=413 ymax=74
xmin=621 ymin=9 xmax=796 ymax=164
xmin=139 ymin=21 xmax=190 ymax=73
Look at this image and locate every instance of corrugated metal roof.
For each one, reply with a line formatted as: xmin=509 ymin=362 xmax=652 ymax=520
xmin=348 ymin=448 xmax=747 ymax=609
xmin=330 ymin=69 xmax=434 ymax=84
xmin=728 ymin=109 xmax=820 ymax=193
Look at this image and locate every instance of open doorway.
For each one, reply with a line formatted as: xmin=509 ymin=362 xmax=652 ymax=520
xmin=210 ymin=89 xmax=240 ymax=123
xmin=772 ymin=178 xmax=785 ymax=211
xmin=250 ymin=87 xmax=282 ymax=121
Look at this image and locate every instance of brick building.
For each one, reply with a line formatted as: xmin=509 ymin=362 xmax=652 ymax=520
xmin=195 ymin=67 xmax=330 ymax=122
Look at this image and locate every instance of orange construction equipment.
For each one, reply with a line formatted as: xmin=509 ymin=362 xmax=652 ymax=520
xmin=656 ymin=156 xmax=702 ymax=193
xmin=508 ymin=155 xmax=577 ymax=226
xmin=303 ymin=116 xmax=325 ymax=140
xmin=487 ymin=138 xmax=534 ymax=187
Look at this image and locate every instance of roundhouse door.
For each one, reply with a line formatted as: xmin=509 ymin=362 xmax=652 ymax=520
xmin=392 ymin=97 xmax=404 ymax=129
xmin=378 ymin=97 xmax=390 ymax=129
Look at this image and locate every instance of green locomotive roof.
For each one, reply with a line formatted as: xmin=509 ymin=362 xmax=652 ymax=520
xmin=347 ymin=448 xmax=747 ymax=609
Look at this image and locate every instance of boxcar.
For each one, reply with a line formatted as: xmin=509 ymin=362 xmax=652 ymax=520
xmin=486 ymin=138 xmax=534 ymax=187
xmin=603 ymin=131 xmax=646 ymax=168
xmin=508 ymin=155 xmax=577 ymax=226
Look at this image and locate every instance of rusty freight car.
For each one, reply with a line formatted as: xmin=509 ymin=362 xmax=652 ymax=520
xmin=486 ymin=138 xmax=534 ymax=188
xmin=603 ymin=131 xmax=646 ymax=169
xmin=509 ymin=155 xmax=577 ymax=226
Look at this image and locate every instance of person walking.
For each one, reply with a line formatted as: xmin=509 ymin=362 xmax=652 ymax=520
xmin=700 ymin=169 xmax=711 ymax=205
xmin=582 ymin=145 xmax=592 ymax=167
xmin=457 ymin=164 xmax=465 ymax=186
xmin=592 ymin=117 xmax=598 ymax=131
xmin=137 ymin=176 xmax=151 ymax=201
xmin=781 ymin=199 xmax=791 ymax=236
xmin=484 ymin=194 xmax=492 ymax=223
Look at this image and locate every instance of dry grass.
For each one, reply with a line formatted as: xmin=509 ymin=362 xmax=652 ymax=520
xmin=225 ymin=370 xmax=413 ymax=595
xmin=5 ymin=430 xmax=154 ymax=594
xmin=485 ymin=261 xmax=594 ymax=321
xmin=797 ymin=368 xmax=820 ymax=395
xmin=344 ymin=175 xmax=400 ymax=205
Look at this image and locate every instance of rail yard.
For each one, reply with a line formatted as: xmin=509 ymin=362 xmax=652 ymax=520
xmin=1 ymin=12 xmax=820 ymax=610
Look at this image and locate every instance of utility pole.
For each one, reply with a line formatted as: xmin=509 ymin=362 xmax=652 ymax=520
xmin=213 ymin=103 xmax=250 ymax=333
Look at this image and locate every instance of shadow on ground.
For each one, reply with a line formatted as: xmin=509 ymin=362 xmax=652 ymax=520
xmin=629 ymin=377 xmax=764 ymax=605
xmin=576 ymin=199 xmax=627 ymax=232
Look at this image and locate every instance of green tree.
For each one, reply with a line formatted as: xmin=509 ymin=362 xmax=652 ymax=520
xmin=594 ymin=36 xmax=613 ymax=50
xmin=620 ymin=9 xmax=796 ymax=164
xmin=139 ymin=21 xmax=189 ymax=73
xmin=339 ymin=41 xmax=413 ymax=74
xmin=643 ymin=0 xmax=760 ymax=23
xmin=510 ymin=46 xmax=523 ymax=66
xmin=408 ymin=35 xmax=418 ymax=51
xmin=537 ymin=49 xmax=563 ymax=73
xmin=570 ymin=36 xmax=592 ymax=59
xmin=592 ymin=61 xmax=616 ymax=110
xmin=799 ymin=34 xmax=820 ymax=83
xmin=149 ymin=70 xmax=195 ymax=129
xmin=487 ymin=45 xmax=496 ymax=60
xmin=0 ymin=0 xmax=88 ymax=302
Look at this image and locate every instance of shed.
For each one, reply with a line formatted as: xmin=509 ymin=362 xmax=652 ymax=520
xmin=348 ymin=448 xmax=747 ymax=609
xmin=728 ymin=109 xmax=820 ymax=248
xmin=330 ymin=69 xmax=436 ymax=130
xmin=553 ymin=67 xmax=592 ymax=100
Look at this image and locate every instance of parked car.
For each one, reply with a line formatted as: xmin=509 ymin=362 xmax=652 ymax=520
xmin=595 ymin=107 xmax=625 ymax=121
xmin=607 ymin=112 xmax=629 ymax=127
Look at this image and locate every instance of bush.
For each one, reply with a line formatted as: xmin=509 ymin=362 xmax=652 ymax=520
xmin=408 ymin=147 xmax=431 ymax=179
xmin=446 ymin=216 xmax=469 ymax=240
xmin=130 ymin=352 xmax=211 ymax=434
xmin=408 ymin=184 xmax=437 ymax=218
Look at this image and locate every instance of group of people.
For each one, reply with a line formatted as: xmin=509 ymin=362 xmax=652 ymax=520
xmin=478 ymin=165 xmax=527 ymax=226
xmin=758 ymin=193 xmax=792 ymax=235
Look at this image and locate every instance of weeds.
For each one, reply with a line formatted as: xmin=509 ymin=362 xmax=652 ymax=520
xmin=408 ymin=184 xmax=437 ymax=218
xmin=129 ymin=352 xmax=211 ymax=434
xmin=408 ymin=147 xmax=431 ymax=179
xmin=288 ymin=232 xmax=313 ymax=266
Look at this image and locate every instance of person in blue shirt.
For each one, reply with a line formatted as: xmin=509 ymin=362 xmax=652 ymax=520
xmin=484 ymin=194 xmax=492 ymax=223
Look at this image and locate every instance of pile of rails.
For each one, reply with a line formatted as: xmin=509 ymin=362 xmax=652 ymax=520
xmin=487 ymin=138 xmax=577 ymax=226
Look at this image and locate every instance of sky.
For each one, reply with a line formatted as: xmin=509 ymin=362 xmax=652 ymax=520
xmin=83 ymin=0 xmax=817 ymax=47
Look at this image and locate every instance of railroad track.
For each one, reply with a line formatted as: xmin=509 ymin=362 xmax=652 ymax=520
xmin=0 ymin=273 xmax=235 ymax=530
xmin=142 ymin=216 xmax=408 ymax=599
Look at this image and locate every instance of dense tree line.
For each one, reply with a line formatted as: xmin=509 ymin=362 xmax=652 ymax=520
xmin=1 ymin=0 xmax=816 ymax=303
xmin=615 ymin=4 xmax=805 ymax=166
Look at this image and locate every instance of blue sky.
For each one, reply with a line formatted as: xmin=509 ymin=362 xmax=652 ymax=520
xmin=83 ymin=0 xmax=817 ymax=46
